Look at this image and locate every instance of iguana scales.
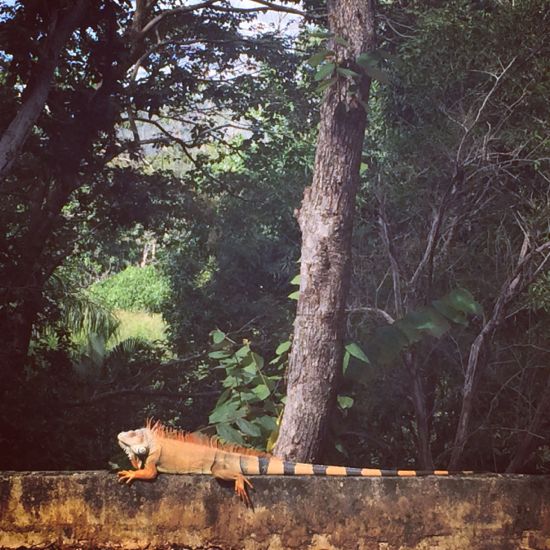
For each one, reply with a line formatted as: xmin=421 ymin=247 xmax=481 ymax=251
xmin=117 ymin=420 xmax=471 ymax=505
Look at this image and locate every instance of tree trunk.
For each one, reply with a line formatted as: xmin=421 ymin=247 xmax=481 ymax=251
xmin=448 ymin=326 xmax=491 ymax=469
xmin=0 ymin=175 xmax=74 ymax=382
xmin=274 ymin=0 xmax=376 ymax=462
xmin=404 ymin=352 xmax=434 ymax=469
xmin=0 ymin=0 xmax=89 ymax=180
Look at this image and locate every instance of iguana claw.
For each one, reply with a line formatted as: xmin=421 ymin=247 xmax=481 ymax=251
xmin=118 ymin=470 xmax=136 ymax=484
xmin=235 ymin=475 xmax=253 ymax=506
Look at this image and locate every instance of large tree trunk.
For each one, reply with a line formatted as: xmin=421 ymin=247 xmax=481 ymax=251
xmin=274 ymin=0 xmax=376 ymax=462
xmin=0 ymin=0 xmax=89 ymax=180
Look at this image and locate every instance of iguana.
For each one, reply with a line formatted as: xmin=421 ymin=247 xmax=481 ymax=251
xmin=117 ymin=420 xmax=471 ymax=505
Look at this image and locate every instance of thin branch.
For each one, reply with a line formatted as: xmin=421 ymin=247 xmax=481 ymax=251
xmin=66 ymin=388 xmax=219 ymax=407
xmin=247 ymin=0 xmax=319 ymax=18
xmin=139 ymin=1 xmax=219 ymax=38
xmin=132 ymin=116 xmax=250 ymax=201
xmin=456 ymin=57 xmax=516 ymax=165
xmin=377 ymin=190 xmax=403 ymax=317
xmin=408 ymin=204 xmax=443 ymax=290
xmin=139 ymin=0 xmax=318 ymax=39
xmin=346 ymin=306 xmax=395 ymax=324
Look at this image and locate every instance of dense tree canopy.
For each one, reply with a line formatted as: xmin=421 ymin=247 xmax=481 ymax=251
xmin=0 ymin=0 xmax=548 ymax=474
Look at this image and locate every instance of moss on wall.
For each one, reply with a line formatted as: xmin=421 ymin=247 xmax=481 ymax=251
xmin=1 ymin=471 xmax=549 ymax=549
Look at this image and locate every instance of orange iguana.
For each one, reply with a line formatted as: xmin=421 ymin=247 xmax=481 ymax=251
xmin=117 ymin=420 xmax=471 ymax=505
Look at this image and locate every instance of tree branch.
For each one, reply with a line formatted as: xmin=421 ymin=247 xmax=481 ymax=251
xmin=449 ymin=235 xmax=550 ymax=468
xmin=66 ymin=388 xmax=219 ymax=407
xmin=0 ymin=0 xmax=89 ymax=180
xmin=377 ymin=191 xmax=404 ymax=317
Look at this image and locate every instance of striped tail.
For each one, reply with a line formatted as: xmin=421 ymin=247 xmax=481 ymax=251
xmin=239 ymin=455 xmax=472 ymax=477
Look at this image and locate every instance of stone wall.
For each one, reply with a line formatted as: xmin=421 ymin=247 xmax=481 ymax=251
xmin=1 ymin=471 xmax=549 ymax=549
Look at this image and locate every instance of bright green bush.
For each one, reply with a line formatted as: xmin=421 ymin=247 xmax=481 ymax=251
xmin=90 ymin=265 xmax=169 ymax=313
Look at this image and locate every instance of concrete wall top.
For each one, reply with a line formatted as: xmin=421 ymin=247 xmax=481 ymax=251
xmin=1 ymin=471 xmax=549 ymax=549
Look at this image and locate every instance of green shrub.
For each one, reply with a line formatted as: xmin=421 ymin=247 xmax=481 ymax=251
xmin=90 ymin=265 xmax=169 ymax=313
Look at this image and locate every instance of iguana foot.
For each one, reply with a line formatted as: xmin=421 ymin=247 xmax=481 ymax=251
xmin=118 ymin=470 xmax=137 ymax=484
xmin=235 ymin=475 xmax=253 ymax=506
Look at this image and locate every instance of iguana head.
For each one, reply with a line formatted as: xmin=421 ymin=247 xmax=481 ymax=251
xmin=117 ymin=428 xmax=153 ymax=465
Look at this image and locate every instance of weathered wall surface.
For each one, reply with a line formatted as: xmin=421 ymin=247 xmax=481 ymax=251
xmin=0 ymin=471 xmax=549 ymax=550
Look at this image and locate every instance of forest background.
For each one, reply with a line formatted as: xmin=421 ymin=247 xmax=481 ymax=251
xmin=0 ymin=0 xmax=549 ymax=474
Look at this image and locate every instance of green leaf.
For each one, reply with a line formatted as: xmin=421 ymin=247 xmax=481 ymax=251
xmin=345 ymin=342 xmax=370 ymax=363
xmin=251 ymin=351 xmax=264 ymax=370
xmin=208 ymin=350 xmax=231 ymax=359
xmin=290 ymin=274 xmax=301 ymax=285
xmin=447 ymin=288 xmax=483 ymax=315
xmin=222 ymin=375 xmax=239 ymax=388
xmin=356 ymin=52 xmax=377 ymax=68
xmin=363 ymin=64 xmax=390 ymax=84
xmin=252 ymin=384 xmax=270 ymax=400
xmin=337 ymin=67 xmax=360 ymax=79
xmin=367 ymin=325 xmax=408 ymax=364
xmin=307 ymin=49 xmax=334 ymax=67
xmin=239 ymin=391 xmax=260 ymax=403
xmin=209 ymin=400 xmax=244 ymax=423
xmin=394 ymin=318 xmax=423 ymax=344
xmin=242 ymin=362 xmax=258 ymax=375
xmin=275 ymin=340 xmax=291 ymax=355
xmin=236 ymin=418 xmax=262 ymax=437
xmin=235 ymin=344 xmax=250 ymax=358
xmin=308 ymin=30 xmax=333 ymax=39
xmin=315 ymin=77 xmax=337 ymax=93
xmin=337 ymin=395 xmax=354 ymax=409
xmin=334 ymin=442 xmax=349 ymax=457
xmin=214 ymin=388 xmax=231 ymax=407
xmin=216 ymin=423 xmax=245 ymax=445
xmin=314 ymin=62 xmax=336 ymax=81
xmin=407 ymin=307 xmax=450 ymax=338
xmin=211 ymin=329 xmax=226 ymax=344
xmin=432 ymin=298 xmax=468 ymax=326
xmin=288 ymin=290 xmax=300 ymax=300
xmin=257 ymin=415 xmax=278 ymax=432
xmin=342 ymin=350 xmax=350 ymax=373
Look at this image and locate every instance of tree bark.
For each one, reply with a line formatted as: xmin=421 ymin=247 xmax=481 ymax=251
xmin=404 ymin=352 xmax=434 ymax=469
xmin=0 ymin=0 xmax=89 ymax=180
xmin=274 ymin=0 xmax=376 ymax=462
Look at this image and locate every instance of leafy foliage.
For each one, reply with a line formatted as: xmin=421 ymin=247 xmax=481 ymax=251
xmin=207 ymin=330 xmax=286 ymax=450
xmin=90 ymin=265 xmax=169 ymax=314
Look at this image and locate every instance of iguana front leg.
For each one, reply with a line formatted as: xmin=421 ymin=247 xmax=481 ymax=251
xmin=118 ymin=462 xmax=158 ymax=484
xmin=211 ymin=466 xmax=253 ymax=506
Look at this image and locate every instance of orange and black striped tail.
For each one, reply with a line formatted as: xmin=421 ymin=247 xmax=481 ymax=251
xmin=239 ymin=456 xmax=473 ymax=477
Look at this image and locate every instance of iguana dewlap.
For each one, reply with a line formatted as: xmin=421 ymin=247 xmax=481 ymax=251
xmin=117 ymin=420 xmax=469 ymax=505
